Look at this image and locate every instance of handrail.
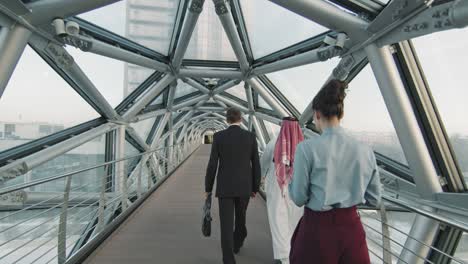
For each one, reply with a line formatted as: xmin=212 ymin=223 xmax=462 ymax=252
xmin=383 ymin=195 xmax=468 ymax=233
xmin=0 ymin=144 xmax=185 ymax=196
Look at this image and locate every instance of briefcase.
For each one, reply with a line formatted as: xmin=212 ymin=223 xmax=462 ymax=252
xmin=202 ymin=193 xmax=212 ymax=237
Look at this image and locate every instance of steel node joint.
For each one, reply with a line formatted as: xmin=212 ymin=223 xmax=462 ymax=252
xmin=213 ymin=0 xmax=229 ymax=15
xmin=189 ymin=0 xmax=205 ymax=13
xmin=44 ymin=42 xmax=74 ymax=69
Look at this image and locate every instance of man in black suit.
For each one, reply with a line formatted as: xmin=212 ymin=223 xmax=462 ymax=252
xmin=205 ymin=107 xmax=261 ymax=264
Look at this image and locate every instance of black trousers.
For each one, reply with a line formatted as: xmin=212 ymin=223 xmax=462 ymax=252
xmin=218 ymin=197 xmax=250 ymax=264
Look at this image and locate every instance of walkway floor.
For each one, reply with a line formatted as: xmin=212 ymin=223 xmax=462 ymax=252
xmin=85 ymin=145 xmax=273 ymax=264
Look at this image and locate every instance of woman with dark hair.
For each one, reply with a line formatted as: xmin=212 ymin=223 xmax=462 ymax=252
xmin=260 ymin=117 xmax=304 ymax=264
xmin=288 ymin=80 xmax=381 ymax=264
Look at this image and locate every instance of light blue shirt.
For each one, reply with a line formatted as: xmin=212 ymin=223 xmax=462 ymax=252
xmin=289 ymin=126 xmax=381 ymax=211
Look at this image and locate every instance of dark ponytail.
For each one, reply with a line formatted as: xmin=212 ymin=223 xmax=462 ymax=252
xmin=312 ymin=80 xmax=347 ymax=119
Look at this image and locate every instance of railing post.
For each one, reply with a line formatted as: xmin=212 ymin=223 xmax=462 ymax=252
xmin=96 ymin=165 xmax=108 ymax=233
xmin=58 ymin=176 xmax=72 ymax=264
xmin=380 ymin=203 xmax=392 ymax=263
xmin=115 ymin=125 xmax=128 ymax=210
xmin=137 ymin=154 xmax=147 ymax=198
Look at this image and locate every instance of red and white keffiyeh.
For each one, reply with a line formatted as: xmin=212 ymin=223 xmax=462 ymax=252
xmin=273 ymin=120 xmax=304 ymax=194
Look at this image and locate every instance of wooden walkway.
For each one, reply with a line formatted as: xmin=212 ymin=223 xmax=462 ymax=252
xmin=85 ymin=145 xmax=273 ymax=264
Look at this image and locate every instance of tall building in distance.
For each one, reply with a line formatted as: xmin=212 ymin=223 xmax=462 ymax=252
xmin=124 ymin=0 xmax=179 ymax=96
xmin=124 ymin=0 xmax=254 ymax=96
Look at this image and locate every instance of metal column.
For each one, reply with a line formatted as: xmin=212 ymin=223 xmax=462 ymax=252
xmin=0 ymin=24 xmax=31 ymax=98
xmin=365 ymin=43 xmax=442 ymax=263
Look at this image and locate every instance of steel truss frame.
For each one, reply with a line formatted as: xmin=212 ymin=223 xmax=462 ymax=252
xmin=1 ymin=0 xmax=468 ymax=263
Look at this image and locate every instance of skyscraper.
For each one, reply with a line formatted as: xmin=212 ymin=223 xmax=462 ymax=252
xmin=124 ymin=0 xmax=179 ymax=96
xmin=125 ymin=0 xmax=253 ymax=96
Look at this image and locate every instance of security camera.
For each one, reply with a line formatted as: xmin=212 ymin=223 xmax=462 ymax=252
xmin=52 ymin=18 xmax=66 ymax=37
xmin=65 ymin=21 xmax=80 ymax=36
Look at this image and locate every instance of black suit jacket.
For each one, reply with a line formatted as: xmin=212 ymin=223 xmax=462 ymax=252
xmin=205 ymin=125 xmax=261 ymax=198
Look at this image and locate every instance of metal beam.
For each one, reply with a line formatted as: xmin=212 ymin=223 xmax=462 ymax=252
xmin=213 ymin=79 xmax=241 ymax=95
xmin=252 ymin=44 xmax=343 ymax=76
xmin=196 ymin=106 xmax=225 ymax=112
xmin=213 ymin=0 xmax=249 ymax=72
xmin=229 ymin=0 xmax=253 ymax=63
xmin=63 ymin=34 xmax=169 ymax=72
xmin=377 ymin=1 xmax=468 ymax=47
xmin=399 ymin=214 xmax=440 ymax=264
xmin=248 ymin=77 xmax=289 ymax=117
xmin=172 ymin=0 xmax=205 ymax=69
xmin=126 ymin=127 xmax=150 ymax=151
xmin=131 ymin=109 xmax=167 ymax=123
xmin=0 ymin=23 xmax=31 ymax=98
xmin=150 ymin=112 xmax=170 ymax=148
xmin=365 ymin=43 xmax=442 ymax=197
xmin=244 ymin=82 xmax=254 ymax=112
xmin=268 ymin=0 xmax=368 ymax=41
xmin=172 ymin=94 xmax=210 ymax=111
xmin=251 ymin=115 xmax=266 ymax=149
xmin=166 ymin=82 xmax=177 ymax=110
xmin=24 ymin=0 xmax=121 ymax=25
xmin=179 ymin=68 xmax=243 ymax=79
xmin=183 ymin=78 xmax=210 ymax=94
xmin=123 ymin=74 xmax=175 ymax=120
xmin=255 ymin=112 xmax=282 ymax=126
xmin=116 ymin=72 xmax=163 ymax=114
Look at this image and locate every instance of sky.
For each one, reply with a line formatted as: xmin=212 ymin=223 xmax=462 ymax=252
xmin=0 ymin=0 xmax=466 ymax=137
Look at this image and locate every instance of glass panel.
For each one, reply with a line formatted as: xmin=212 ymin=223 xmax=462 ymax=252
xmin=240 ymin=0 xmax=328 ymax=58
xmin=258 ymin=96 xmax=272 ymax=110
xmin=0 ymin=47 xmax=99 ymax=152
xmin=412 ymin=28 xmax=468 ymax=185
xmin=360 ymin=210 xmax=416 ymax=263
xmin=267 ymin=59 xmax=339 ymax=113
xmin=175 ymin=80 xmax=198 ymax=99
xmin=78 ymin=0 xmax=180 ymax=55
xmin=125 ymin=64 xmax=154 ymax=97
xmin=343 ymin=65 xmax=408 ymax=165
xmin=226 ymin=83 xmax=247 ymax=101
xmin=130 ymin=117 xmax=156 ymax=141
xmin=455 ymin=232 xmax=468 ymax=262
xmin=184 ymin=1 xmax=237 ymax=61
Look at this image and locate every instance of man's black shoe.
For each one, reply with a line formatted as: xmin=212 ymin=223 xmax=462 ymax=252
xmin=233 ymin=240 xmax=243 ymax=254
xmin=233 ymin=246 xmax=240 ymax=254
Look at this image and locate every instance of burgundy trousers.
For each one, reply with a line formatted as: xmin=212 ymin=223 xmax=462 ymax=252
xmin=290 ymin=206 xmax=370 ymax=264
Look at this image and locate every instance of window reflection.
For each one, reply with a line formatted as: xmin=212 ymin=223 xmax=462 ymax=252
xmin=343 ymin=65 xmax=408 ymax=165
xmin=455 ymin=232 xmax=468 ymax=262
xmin=240 ymin=0 xmax=327 ymax=58
xmin=412 ymin=27 xmax=468 ymax=185
xmin=267 ymin=59 xmax=339 ymax=113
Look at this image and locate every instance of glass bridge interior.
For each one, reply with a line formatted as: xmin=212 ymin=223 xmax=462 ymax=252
xmin=0 ymin=0 xmax=468 ymax=263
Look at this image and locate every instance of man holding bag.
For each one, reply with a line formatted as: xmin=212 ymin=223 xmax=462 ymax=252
xmin=205 ymin=107 xmax=261 ymax=264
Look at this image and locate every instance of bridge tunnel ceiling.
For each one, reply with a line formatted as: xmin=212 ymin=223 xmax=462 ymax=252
xmin=1 ymin=2 xmax=468 ymax=259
